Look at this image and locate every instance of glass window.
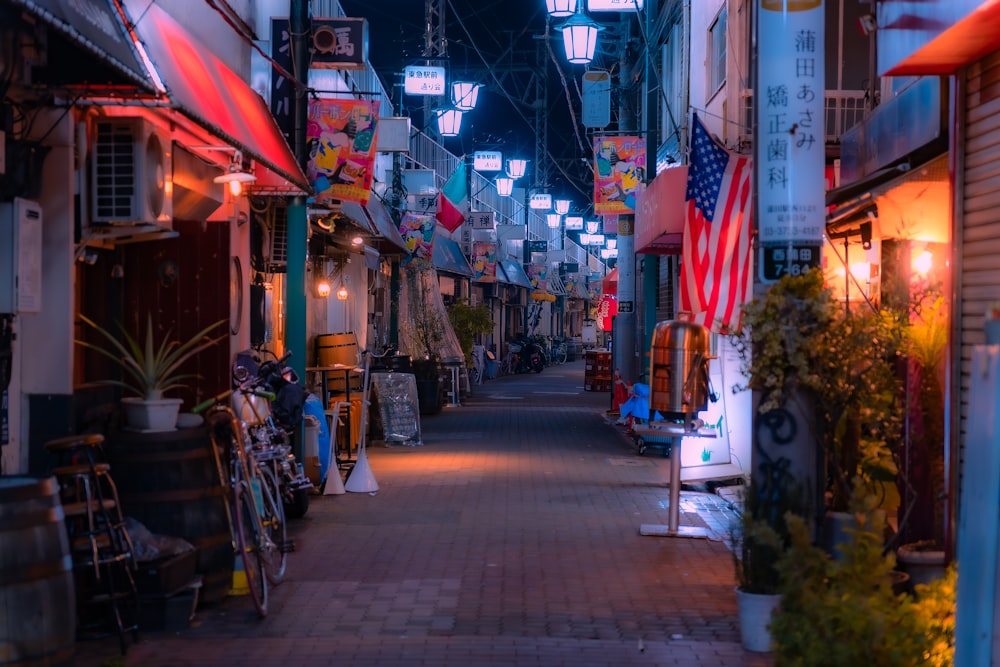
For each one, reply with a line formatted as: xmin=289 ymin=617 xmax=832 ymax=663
xmin=709 ymin=8 xmax=727 ymax=96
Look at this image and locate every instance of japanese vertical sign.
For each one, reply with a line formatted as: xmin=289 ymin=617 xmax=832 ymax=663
xmin=307 ymin=99 xmax=380 ymax=205
xmin=593 ymin=136 xmax=646 ymax=215
xmin=270 ymin=19 xmax=294 ymax=147
xmin=756 ymin=0 xmax=825 ymax=282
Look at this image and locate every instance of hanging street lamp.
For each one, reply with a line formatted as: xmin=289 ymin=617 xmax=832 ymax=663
xmin=547 ymin=213 xmax=562 ymax=229
xmin=545 ymin=0 xmax=574 ymax=18
xmin=451 ymin=82 xmax=481 ymax=111
xmin=495 ymin=176 xmax=514 ymax=197
xmin=555 ymin=3 xmax=603 ymax=65
xmin=554 ymin=198 xmax=571 ymax=215
xmin=435 ymin=108 xmax=464 ymax=136
xmin=506 ymin=158 xmax=528 ymax=180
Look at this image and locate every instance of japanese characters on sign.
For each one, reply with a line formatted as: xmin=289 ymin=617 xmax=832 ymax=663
xmin=310 ymin=18 xmax=368 ymax=69
xmin=307 ymin=99 xmax=380 ymax=206
xmin=404 ymin=65 xmax=446 ymax=96
xmin=593 ymin=136 xmax=646 ymax=215
xmin=270 ymin=19 xmax=294 ymax=147
xmin=757 ymin=0 xmax=825 ymax=282
xmin=473 ymin=151 xmax=503 ymax=172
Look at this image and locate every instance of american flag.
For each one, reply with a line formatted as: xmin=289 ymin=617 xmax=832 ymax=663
xmin=679 ymin=114 xmax=753 ymax=334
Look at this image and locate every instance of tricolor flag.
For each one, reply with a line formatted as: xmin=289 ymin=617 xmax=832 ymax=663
xmin=679 ymin=114 xmax=753 ymax=334
xmin=436 ymin=160 xmax=469 ymax=233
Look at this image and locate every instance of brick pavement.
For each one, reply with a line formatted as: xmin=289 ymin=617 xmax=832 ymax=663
xmin=74 ymin=360 xmax=775 ymax=666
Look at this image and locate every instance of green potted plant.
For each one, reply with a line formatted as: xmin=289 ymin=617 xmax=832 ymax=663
xmin=770 ymin=482 xmax=956 ymax=666
xmin=732 ymin=269 xmax=906 ymax=527
xmin=447 ymin=299 xmax=493 ymax=367
xmin=76 ymin=313 xmax=227 ymax=431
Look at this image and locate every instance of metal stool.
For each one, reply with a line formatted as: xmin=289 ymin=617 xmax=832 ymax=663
xmin=46 ymin=434 xmax=139 ymax=655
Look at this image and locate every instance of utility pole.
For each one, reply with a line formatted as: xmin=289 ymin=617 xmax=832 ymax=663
xmin=613 ymin=13 xmax=638 ymax=384
xmin=286 ymin=0 xmax=309 ymax=389
xmin=423 ymin=0 xmax=447 ymax=139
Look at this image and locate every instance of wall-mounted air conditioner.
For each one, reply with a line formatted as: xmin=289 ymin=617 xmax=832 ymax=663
xmin=90 ymin=117 xmax=172 ymax=225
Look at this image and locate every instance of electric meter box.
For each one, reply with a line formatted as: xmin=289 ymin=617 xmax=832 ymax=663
xmin=0 ymin=198 xmax=43 ymax=314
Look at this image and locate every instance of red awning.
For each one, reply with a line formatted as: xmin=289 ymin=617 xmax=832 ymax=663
xmin=131 ymin=3 xmax=308 ymax=193
xmin=602 ymin=267 xmax=618 ymax=296
xmin=635 ymin=165 xmax=688 ymax=255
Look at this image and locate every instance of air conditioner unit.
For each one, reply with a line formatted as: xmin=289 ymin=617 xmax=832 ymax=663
xmin=90 ymin=117 xmax=172 ymax=225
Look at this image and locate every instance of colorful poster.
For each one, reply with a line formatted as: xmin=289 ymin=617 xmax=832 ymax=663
xmin=399 ymin=212 xmax=436 ymax=266
xmin=307 ymin=98 xmax=379 ymax=205
xmin=593 ymin=136 xmax=646 ymax=214
xmin=525 ymin=263 xmax=548 ymax=292
xmin=471 ymin=241 xmax=497 ymax=282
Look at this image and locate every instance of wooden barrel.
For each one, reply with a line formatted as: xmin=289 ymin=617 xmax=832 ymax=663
xmin=0 ymin=476 xmax=76 ymax=667
xmin=315 ymin=332 xmax=360 ymax=367
xmin=106 ymin=425 xmax=233 ymax=607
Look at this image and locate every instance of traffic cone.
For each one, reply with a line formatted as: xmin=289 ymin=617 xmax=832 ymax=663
xmin=323 ymin=465 xmax=345 ymax=495
xmin=344 ymin=445 xmax=378 ymax=493
xmin=229 ymin=554 xmax=248 ymax=596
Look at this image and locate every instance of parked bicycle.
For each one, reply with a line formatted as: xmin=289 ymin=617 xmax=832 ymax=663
xmin=193 ymin=364 xmax=294 ymax=618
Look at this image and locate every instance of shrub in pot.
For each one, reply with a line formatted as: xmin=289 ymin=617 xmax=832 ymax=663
xmin=76 ymin=313 xmax=226 ymax=431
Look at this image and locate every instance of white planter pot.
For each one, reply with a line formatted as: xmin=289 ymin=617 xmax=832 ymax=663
xmin=121 ymin=397 xmax=182 ymax=432
xmin=736 ymin=588 xmax=780 ymax=652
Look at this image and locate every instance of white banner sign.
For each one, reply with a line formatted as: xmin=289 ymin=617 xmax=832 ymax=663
xmin=756 ymin=0 xmax=825 ymax=244
xmin=403 ymin=65 xmax=446 ymax=96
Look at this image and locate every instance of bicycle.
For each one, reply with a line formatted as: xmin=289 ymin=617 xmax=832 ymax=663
xmin=193 ymin=385 xmax=288 ymax=617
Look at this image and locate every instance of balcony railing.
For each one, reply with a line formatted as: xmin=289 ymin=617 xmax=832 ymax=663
xmin=741 ymin=89 xmax=869 ymax=145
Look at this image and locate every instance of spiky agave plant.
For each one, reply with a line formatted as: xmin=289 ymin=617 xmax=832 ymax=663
xmin=76 ymin=313 xmax=227 ymax=400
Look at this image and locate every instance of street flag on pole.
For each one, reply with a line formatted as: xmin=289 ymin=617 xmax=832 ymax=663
xmin=679 ymin=113 xmax=753 ymax=334
xmin=436 ymin=159 xmax=469 ymax=233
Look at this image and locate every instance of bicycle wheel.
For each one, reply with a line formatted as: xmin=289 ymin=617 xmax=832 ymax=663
xmin=256 ymin=464 xmax=288 ymax=583
xmin=233 ymin=479 xmax=269 ymax=617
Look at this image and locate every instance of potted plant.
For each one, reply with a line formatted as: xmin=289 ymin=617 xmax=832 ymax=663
xmin=446 ymin=299 xmax=493 ymax=368
xmin=732 ymin=269 xmax=906 ymax=534
xmin=770 ymin=482 xmax=956 ymax=665
xmin=76 ymin=313 xmax=227 ymax=431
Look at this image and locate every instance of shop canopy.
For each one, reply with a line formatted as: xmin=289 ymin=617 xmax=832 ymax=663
xmin=497 ymin=259 xmax=533 ymax=289
xmin=602 ymin=267 xmax=618 ymax=296
xmin=433 ymin=235 xmax=475 ymax=277
xmin=130 ymin=2 xmax=309 ymax=192
xmin=12 ymin=0 xmax=156 ymax=91
xmin=635 ymin=165 xmax=688 ymax=255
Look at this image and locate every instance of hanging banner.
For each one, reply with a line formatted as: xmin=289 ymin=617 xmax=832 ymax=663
xmin=593 ymin=136 xmax=646 ymax=214
xmin=472 ymin=241 xmax=497 ymax=282
xmin=525 ymin=263 xmax=548 ymax=292
xmin=399 ymin=212 xmax=437 ymax=267
xmin=307 ymin=98 xmax=380 ymax=205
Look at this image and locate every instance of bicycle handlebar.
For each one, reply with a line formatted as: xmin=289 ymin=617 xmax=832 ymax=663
xmin=192 ymin=389 xmax=233 ymax=415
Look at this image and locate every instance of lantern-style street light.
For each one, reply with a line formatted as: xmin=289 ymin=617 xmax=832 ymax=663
xmin=435 ymin=108 xmax=463 ymax=137
xmin=555 ymin=2 xmax=603 ymax=65
xmin=495 ymin=176 xmax=514 ymax=197
xmin=547 ymin=213 xmax=562 ymax=229
xmin=506 ymin=158 xmax=528 ymax=180
xmin=451 ymin=82 xmax=481 ymax=111
xmin=554 ymin=198 xmax=571 ymax=215
xmin=545 ymin=0 xmax=574 ymax=18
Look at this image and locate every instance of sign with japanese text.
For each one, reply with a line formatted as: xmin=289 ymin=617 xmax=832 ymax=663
xmin=404 ymin=65 xmax=446 ymax=96
xmin=270 ymin=19 xmax=294 ymax=147
xmin=593 ymin=136 xmax=647 ymax=214
xmin=759 ymin=242 xmax=822 ymax=282
xmin=529 ymin=193 xmax=552 ymax=210
xmin=473 ymin=151 xmax=503 ymax=171
xmin=307 ymin=98 xmax=380 ymax=205
xmin=467 ymin=211 xmax=495 ymax=229
xmin=588 ymin=0 xmax=644 ymax=10
xmin=756 ymin=0 xmax=825 ymax=254
xmin=310 ymin=18 xmax=368 ymax=69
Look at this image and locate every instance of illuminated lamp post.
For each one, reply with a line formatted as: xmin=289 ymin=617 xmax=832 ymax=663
xmin=435 ymin=108 xmax=463 ymax=137
xmin=506 ymin=158 xmax=528 ymax=180
xmin=555 ymin=2 xmax=603 ymax=65
xmin=554 ymin=198 xmax=571 ymax=215
xmin=452 ymin=82 xmax=481 ymax=111
xmin=545 ymin=0 xmax=574 ymax=18
xmin=495 ymin=176 xmax=514 ymax=197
